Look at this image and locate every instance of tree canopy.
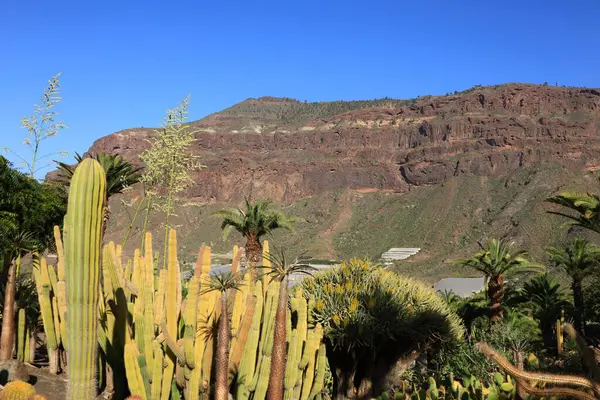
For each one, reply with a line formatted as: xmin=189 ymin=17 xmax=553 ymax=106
xmin=0 ymin=156 xmax=67 ymax=255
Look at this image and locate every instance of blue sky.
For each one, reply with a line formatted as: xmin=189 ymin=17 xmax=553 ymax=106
xmin=1 ymin=0 xmax=599 ymax=178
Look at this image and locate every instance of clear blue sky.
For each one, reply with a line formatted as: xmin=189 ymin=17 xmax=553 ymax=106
xmin=1 ymin=0 xmax=599 ymax=178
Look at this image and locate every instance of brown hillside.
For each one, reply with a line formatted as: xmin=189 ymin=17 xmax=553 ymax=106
xmin=83 ymin=83 xmax=600 ymax=204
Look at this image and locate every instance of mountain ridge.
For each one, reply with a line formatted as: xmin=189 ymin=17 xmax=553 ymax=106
xmin=84 ymin=82 xmax=600 ymax=205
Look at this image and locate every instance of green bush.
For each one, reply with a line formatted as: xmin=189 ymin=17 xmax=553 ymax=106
xmin=300 ymin=258 xmax=464 ymax=398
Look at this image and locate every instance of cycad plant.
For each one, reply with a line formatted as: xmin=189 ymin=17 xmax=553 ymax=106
xmin=508 ymin=274 xmax=570 ymax=351
xmin=214 ymin=199 xmax=300 ymax=267
xmin=455 ymin=239 xmax=544 ymax=323
xmin=259 ymin=249 xmax=315 ymax=400
xmin=546 ymin=238 xmax=600 ymax=335
xmin=202 ymin=272 xmax=243 ymax=400
xmin=547 ymin=191 xmax=600 ymax=234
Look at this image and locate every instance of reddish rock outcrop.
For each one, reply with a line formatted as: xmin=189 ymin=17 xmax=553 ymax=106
xmin=79 ymin=84 xmax=600 ymax=204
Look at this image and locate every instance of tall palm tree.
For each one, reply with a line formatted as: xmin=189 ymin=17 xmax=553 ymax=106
xmin=260 ymin=249 xmax=315 ymax=400
xmin=202 ymin=272 xmax=243 ymax=400
xmin=509 ymin=274 xmax=570 ymax=351
xmin=546 ymin=238 xmax=600 ymax=335
xmin=55 ymin=152 xmax=142 ymax=237
xmin=214 ymin=199 xmax=300 ymax=267
xmin=455 ymin=238 xmax=543 ymax=323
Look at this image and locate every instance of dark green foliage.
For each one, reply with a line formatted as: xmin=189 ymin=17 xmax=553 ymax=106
xmin=507 ymin=274 xmax=570 ymax=350
xmin=217 ymin=97 xmax=416 ymax=127
xmin=54 ymin=152 xmax=142 ymax=197
xmin=214 ymin=198 xmax=301 ymax=242
xmin=0 ymin=156 xmax=67 ymax=254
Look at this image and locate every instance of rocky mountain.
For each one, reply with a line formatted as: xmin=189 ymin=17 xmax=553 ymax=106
xmin=87 ymin=83 xmax=600 ymax=204
xmin=74 ymin=83 xmax=600 ymax=282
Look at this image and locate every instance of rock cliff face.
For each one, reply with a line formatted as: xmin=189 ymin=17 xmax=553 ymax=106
xmin=85 ymin=84 xmax=600 ymax=204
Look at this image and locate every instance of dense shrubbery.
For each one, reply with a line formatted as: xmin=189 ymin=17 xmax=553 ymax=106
xmin=301 ymin=258 xmax=463 ymax=398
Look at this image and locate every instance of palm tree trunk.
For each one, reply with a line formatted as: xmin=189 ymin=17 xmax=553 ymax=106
xmin=0 ymin=259 xmax=17 ymax=360
xmin=488 ymin=275 xmax=504 ymax=323
xmin=267 ymin=277 xmax=288 ymax=400
xmin=572 ymin=279 xmax=585 ymax=335
xmin=214 ymin=290 xmax=230 ymax=400
xmin=245 ymin=234 xmax=263 ymax=278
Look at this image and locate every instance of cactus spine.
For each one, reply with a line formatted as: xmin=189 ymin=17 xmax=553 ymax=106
xmin=64 ymin=158 xmax=106 ymax=400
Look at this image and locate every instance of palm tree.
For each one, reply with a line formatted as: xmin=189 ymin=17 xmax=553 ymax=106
xmin=546 ymin=191 xmax=600 ymax=234
xmin=455 ymin=239 xmax=543 ymax=323
xmin=55 ymin=152 xmax=142 ymax=237
xmin=260 ymin=249 xmax=315 ymax=400
xmin=202 ymin=272 xmax=243 ymax=400
xmin=546 ymin=238 xmax=600 ymax=335
xmin=509 ymin=274 xmax=570 ymax=351
xmin=214 ymin=199 xmax=300 ymax=267
xmin=0 ymin=231 xmax=37 ymax=361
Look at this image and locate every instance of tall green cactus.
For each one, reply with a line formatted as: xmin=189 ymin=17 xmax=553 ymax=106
xmin=16 ymin=309 xmax=26 ymax=362
xmin=64 ymin=158 xmax=106 ymax=400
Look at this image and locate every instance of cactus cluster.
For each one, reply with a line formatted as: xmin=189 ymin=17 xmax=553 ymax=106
xmin=376 ymin=374 xmax=517 ymax=400
xmin=30 ymin=226 xmax=67 ymax=374
xmin=32 ymin=156 xmax=326 ymax=399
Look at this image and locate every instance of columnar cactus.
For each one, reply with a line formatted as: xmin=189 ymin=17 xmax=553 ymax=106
xmin=64 ymin=158 xmax=106 ymax=400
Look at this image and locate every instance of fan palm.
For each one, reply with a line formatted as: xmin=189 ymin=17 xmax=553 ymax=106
xmin=202 ymin=272 xmax=243 ymax=400
xmin=546 ymin=238 xmax=600 ymax=335
xmin=546 ymin=191 xmax=600 ymax=234
xmin=510 ymin=274 xmax=570 ymax=350
xmin=214 ymin=199 xmax=300 ymax=267
xmin=259 ymin=249 xmax=315 ymax=400
xmin=55 ymin=152 xmax=142 ymax=237
xmin=455 ymin=238 xmax=544 ymax=323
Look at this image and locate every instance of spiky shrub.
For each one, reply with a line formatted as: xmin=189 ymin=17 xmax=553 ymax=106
xmin=301 ymin=258 xmax=464 ymax=399
xmin=63 ymin=158 xmax=106 ymax=400
xmin=0 ymin=381 xmax=36 ymax=400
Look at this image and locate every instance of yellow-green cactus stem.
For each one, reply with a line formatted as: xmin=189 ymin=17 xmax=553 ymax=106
xmin=150 ymin=340 xmax=163 ymax=400
xmin=124 ymin=343 xmax=148 ymax=400
xmin=284 ymin=329 xmax=299 ymax=396
xmin=154 ymin=269 xmax=167 ymax=329
xmin=183 ymin=276 xmax=199 ymax=369
xmin=56 ymin=281 xmax=68 ymax=352
xmin=64 ymin=158 xmax=106 ymax=400
xmin=299 ymin=324 xmax=323 ymax=400
xmin=308 ymin=343 xmax=327 ymax=399
xmin=16 ymin=309 xmax=26 ymax=362
xmin=53 ymin=225 xmax=65 ymax=281
xmin=160 ymin=229 xmax=178 ymax=400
